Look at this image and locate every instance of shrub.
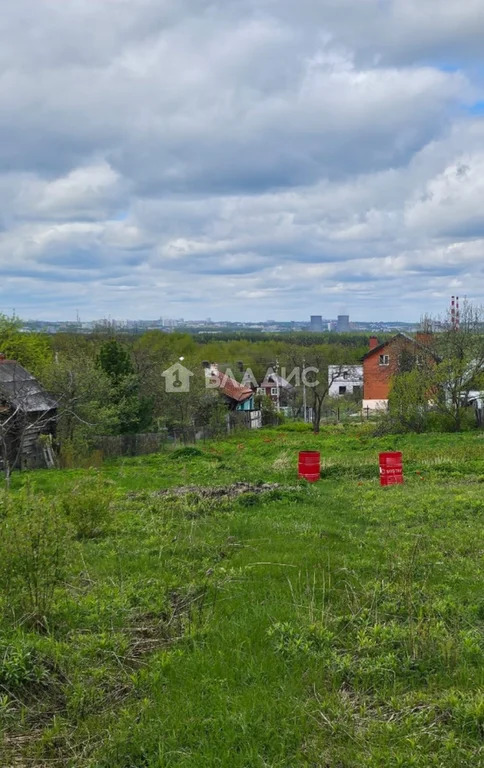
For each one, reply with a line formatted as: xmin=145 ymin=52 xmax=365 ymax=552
xmin=61 ymin=473 xmax=114 ymax=539
xmin=0 ymin=632 xmax=59 ymax=692
xmin=0 ymin=488 xmax=74 ymax=627
xmin=170 ymin=446 xmax=203 ymax=460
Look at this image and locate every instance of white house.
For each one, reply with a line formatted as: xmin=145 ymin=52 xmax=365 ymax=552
xmin=328 ymin=365 xmax=363 ymax=398
xmin=466 ymin=391 xmax=483 ymax=427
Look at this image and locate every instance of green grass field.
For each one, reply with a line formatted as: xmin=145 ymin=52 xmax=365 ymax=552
xmin=1 ymin=424 xmax=483 ymax=767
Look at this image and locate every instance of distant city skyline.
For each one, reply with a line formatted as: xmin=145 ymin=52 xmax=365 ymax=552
xmin=20 ymin=313 xmax=421 ymax=336
xmin=4 ymin=295 xmax=466 ymax=325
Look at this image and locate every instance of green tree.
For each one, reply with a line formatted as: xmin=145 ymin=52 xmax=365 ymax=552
xmin=388 ymin=368 xmax=432 ymax=433
xmin=98 ymin=340 xmax=134 ymax=383
xmin=41 ymin=352 xmax=118 ymax=459
xmin=98 ymin=339 xmax=153 ymax=434
xmin=387 ymin=303 xmax=484 ymax=433
xmin=115 ymin=374 xmax=154 ymax=434
xmin=432 ymin=302 xmax=484 ymax=431
xmin=285 ymin=345 xmax=347 ymax=433
xmin=132 ymin=332 xmax=196 ymax=426
xmin=0 ymin=314 xmax=52 ymax=376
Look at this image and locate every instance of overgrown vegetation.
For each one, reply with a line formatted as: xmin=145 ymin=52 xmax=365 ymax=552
xmin=0 ymin=317 xmax=375 ymax=463
xmin=0 ymin=487 xmax=73 ymax=629
xmin=0 ymin=426 xmax=482 ymax=766
xmin=383 ymin=303 xmax=484 ymax=434
xmin=0 ymin=308 xmax=482 ymax=465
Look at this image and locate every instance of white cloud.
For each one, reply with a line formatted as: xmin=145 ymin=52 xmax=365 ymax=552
xmin=0 ymin=0 xmax=483 ymax=320
xmin=405 ymin=153 xmax=484 ymax=237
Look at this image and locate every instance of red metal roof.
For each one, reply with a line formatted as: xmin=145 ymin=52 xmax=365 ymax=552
xmin=209 ymin=370 xmax=253 ymax=403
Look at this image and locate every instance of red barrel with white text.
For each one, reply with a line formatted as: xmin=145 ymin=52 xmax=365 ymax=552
xmin=379 ymin=451 xmax=403 ymax=486
xmin=298 ymin=451 xmax=320 ymax=482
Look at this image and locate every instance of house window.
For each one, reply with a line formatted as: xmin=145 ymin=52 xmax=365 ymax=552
xmin=256 ymin=387 xmax=265 ymax=395
xmin=270 ymin=387 xmax=278 ymax=395
xmin=379 ymin=354 xmax=389 ymax=366
xmin=339 ymin=386 xmax=347 ymax=395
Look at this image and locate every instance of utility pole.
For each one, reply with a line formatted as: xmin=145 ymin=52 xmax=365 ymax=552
xmin=275 ymin=359 xmax=280 ymax=413
xmin=302 ymin=356 xmax=306 ymax=422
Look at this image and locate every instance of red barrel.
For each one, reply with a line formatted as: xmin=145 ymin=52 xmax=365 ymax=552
xmin=379 ymin=451 xmax=403 ymax=486
xmin=298 ymin=451 xmax=320 ymax=482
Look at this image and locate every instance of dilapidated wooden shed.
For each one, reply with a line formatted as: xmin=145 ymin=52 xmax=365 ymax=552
xmin=0 ymin=356 xmax=57 ymax=471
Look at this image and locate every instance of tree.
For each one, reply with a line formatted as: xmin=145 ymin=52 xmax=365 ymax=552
xmin=40 ymin=352 xmax=118 ymax=461
xmin=132 ymin=332 xmax=197 ymax=428
xmin=254 ymin=393 xmax=278 ymax=426
xmin=431 ymin=301 xmax=484 ymax=431
xmin=114 ymin=373 xmax=154 ymax=434
xmin=387 ymin=368 xmax=432 ymax=433
xmin=0 ymin=314 xmax=52 ymax=376
xmin=388 ymin=302 xmax=484 ymax=432
xmin=285 ymin=345 xmax=347 ymax=433
xmin=98 ymin=340 xmax=153 ymax=434
xmin=98 ymin=340 xmax=134 ymax=383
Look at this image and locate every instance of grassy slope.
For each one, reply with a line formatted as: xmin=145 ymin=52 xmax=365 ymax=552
xmin=1 ymin=424 xmax=483 ymax=767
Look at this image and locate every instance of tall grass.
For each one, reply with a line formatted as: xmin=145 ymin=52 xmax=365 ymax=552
xmin=0 ymin=426 xmax=482 ymax=766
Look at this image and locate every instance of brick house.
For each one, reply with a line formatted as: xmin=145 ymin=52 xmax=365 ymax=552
xmin=362 ymin=333 xmax=437 ymax=412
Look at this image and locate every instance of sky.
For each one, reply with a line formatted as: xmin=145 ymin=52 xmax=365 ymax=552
xmin=2 ymin=0 xmax=484 ymax=323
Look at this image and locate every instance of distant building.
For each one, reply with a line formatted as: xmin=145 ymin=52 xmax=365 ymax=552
xmin=328 ymin=365 xmax=363 ymax=398
xmin=362 ymin=333 xmax=438 ymax=411
xmin=203 ymin=363 xmax=261 ymax=429
xmin=309 ymin=315 xmax=323 ymax=332
xmin=336 ymin=315 xmax=350 ymax=333
xmin=468 ymin=392 xmax=483 ymax=427
xmin=256 ymin=372 xmax=295 ymax=407
xmin=203 ymin=364 xmax=253 ymax=410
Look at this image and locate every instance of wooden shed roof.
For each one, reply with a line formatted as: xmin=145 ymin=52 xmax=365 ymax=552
xmin=0 ymin=361 xmax=57 ymax=413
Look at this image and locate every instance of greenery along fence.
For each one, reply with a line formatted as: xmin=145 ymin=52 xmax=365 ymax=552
xmin=320 ymin=405 xmax=379 ymax=423
xmin=92 ymin=432 xmax=169 ymax=458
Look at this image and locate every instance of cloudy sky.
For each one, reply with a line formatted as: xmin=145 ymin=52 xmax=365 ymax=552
xmin=2 ymin=0 xmax=484 ymax=322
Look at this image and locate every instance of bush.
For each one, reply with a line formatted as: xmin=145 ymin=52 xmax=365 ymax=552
xmin=0 ymin=488 xmax=74 ymax=627
xmin=61 ymin=473 xmax=114 ymax=539
xmin=0 ymin=631 xmax=58 ymax=692
xmin=426 ymin=409 xmax=478 ymax=433
xmin=170 ymin=446 xmax=203 ymax=460
xmin=275 ymin=422 xmax=312 ymax=433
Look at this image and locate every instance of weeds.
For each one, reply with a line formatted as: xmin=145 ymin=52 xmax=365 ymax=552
xmin=0 ymin=632 xmax=60 ymax=692
xmin=0 ymin=488 xmax=73 ymax=628
xmin=61 ymin=472 xmax=115 ymax=539
xmin=0 ymin=426 xmax=482 ymax=767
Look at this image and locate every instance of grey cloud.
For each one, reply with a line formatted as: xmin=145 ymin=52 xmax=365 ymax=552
xmin=1 ymin=0 xmax=484 ymax=320
xmin=0 ymin=1 xmax=468 ymax=187
xmin=273 ymin=1 xmax=484 ymax=66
